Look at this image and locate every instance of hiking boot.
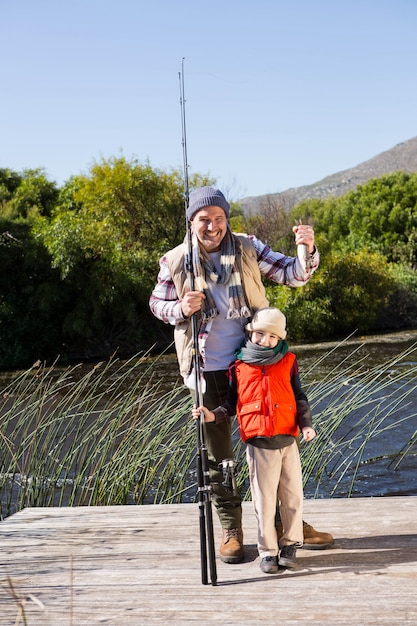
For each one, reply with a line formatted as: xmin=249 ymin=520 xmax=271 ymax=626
xmin=276 ymin=520 xmax=334 ymax=550
xmin=279 ymin=544 xmax=297 ymax=569
xmin=301 ymin=521 xmax=334 ymax=550
xmin=260 ymin=555 xmax=279 ymax=574
xmin=219 ymin=528 xmax=244 ymax=563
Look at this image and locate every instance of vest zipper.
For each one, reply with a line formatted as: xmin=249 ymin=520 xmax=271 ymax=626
xmin=261 ymin=366 xmax=273 ymax=436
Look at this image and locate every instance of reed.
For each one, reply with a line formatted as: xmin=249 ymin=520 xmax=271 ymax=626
xmin=299 ymin=340 xmax=417 ymax=497
xmin=1 ymin=341 xmax=416 ymax=519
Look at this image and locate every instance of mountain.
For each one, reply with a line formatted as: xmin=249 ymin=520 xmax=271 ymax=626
xmin=240 ymin=135 xmax=417 ymax=213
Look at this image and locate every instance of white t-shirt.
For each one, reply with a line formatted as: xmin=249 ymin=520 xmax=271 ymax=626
xmin=202 ymin=251 xmax=247 ymax=372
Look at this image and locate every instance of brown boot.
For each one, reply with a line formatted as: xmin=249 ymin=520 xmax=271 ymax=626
xmin=301 ymin=521 xmax=334 ymax=550
xmin=276 ymin=520 xmax=334 ymax=550
xmin=219 ymin=528 xmax=244 ymax=563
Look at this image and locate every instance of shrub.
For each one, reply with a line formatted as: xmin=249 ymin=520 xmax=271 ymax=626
xmin=267 ymin=249 xmax=395 ymax=341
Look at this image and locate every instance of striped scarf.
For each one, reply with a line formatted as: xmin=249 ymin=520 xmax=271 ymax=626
xmin=235 ymin=338 xmax=289 ymax=365
xmin=191 ymin=225 xmax=251 ymax=322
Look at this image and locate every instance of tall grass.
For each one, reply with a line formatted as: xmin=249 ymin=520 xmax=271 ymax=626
xmin=0 ymin=351 xmax=196 ymax=519
xmin=1 ymin=341 xmax=417 ymax=519
xmin=304 ymin=341 xmax=417 ymax=494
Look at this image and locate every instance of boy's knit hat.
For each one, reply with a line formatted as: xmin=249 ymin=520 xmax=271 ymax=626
xmin=187 ymin=186 xmax=230 ymax=221
xmin=246 ymin=308 xmax=287 ymax=339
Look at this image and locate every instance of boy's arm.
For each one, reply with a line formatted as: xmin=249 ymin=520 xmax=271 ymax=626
xmin=290 ymin=361 xmax=313 ymax=430
xmin=212 ymin=364 xmax=238 ymax=424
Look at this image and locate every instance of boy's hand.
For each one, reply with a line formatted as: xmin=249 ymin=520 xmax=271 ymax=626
xmin=302 ymin=427 xmax=316 ymax=442
xmin=192 ymin=405 xmax=216 ymax=423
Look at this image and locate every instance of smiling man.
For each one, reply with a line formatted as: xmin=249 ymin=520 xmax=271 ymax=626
xmin=149 ymin=185 xmax=333 ymax=563
xmin=192 ymin=204 xmax=228 ymax=251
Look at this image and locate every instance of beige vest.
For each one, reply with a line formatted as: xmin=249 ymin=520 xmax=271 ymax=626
xmin=166 ymin=234 xmax=269 ymax=379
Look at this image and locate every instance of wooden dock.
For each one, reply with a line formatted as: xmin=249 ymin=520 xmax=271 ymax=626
xmin=1 ymin=497 xmax=416 ymax=625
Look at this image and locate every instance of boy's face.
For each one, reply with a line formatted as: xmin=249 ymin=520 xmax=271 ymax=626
xmin=251 ymin=330 xmax=279 ymax=348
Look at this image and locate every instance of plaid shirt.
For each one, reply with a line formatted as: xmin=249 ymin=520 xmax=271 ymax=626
xmin=149 ymin=235 xmax=319 ymax=329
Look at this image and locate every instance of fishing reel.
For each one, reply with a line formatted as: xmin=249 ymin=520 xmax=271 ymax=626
xmin=218 ymin=458 xmax=239 ymax=496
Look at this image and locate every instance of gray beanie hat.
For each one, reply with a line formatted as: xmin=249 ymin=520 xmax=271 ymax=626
xmin=187 ymin=186 xmax=230 ymax=221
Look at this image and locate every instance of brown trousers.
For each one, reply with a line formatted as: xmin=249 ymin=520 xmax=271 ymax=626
xmin=190 ymin=370 xmax=242 ymax=529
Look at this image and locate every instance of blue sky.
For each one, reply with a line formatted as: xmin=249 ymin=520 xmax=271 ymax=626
xmin=1 ymin=0 xmax=416 ymax=199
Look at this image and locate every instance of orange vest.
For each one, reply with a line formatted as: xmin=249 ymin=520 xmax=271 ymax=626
xmin=235 ymin=352 xmax=298 ymax=442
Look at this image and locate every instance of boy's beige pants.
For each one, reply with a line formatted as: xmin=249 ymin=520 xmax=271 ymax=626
xmin=246 ymin=440 xmax=304 ymax=557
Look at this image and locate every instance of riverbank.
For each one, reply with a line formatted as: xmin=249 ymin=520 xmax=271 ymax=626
xmin=293 ymin=327 xmax=417 ymax=351
xmin=1 ymin=497 xmax=416 ymax=625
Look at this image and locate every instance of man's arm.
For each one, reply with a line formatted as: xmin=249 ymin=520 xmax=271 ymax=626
xmin=249 ymin=234 xmax=320 ymax=287
xmin=149 ymin=256 xmax=186 ymax=325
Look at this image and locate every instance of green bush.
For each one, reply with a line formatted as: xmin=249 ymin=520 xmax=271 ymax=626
xmin=0 ymin=220 xmax=72 ymax=368
xmin=378 ymin=263 xmax=417 ymax=330
xmin=2 ymin=164 xmax=417 ymax=368
xmin=267 ymin=249 xmax=396 ymax=341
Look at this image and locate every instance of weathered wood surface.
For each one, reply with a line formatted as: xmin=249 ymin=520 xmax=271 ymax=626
xmin=0 ymin=497 xmax=416 ymax=625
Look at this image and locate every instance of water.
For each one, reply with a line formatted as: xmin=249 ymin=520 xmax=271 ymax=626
xmin=1 ymin=330 xmax=417 ymax=517
xmin=91 ymin=331 xmax=417 ymax=501
xmin=294 ymin=331 xmax=417 ymax=498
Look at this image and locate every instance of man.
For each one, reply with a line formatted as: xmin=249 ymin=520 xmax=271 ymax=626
xmin=149 ymin=186 xmax=334 ymax=563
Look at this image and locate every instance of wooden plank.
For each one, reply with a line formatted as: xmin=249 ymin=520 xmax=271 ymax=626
xmin=0 ymin=497 xmax=416 ymax=625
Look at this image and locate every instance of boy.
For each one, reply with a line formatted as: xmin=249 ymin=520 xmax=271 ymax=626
xmin=193 ymin=307 xmax=316 ymax=574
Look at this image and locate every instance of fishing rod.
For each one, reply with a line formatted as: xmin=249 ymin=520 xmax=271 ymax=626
xmin=179 ymin=58 xmax=217 ymax=587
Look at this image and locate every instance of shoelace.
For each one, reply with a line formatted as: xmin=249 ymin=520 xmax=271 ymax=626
xmin=281 ymin=545 xmax=297 ymax=557
xmin=225 ymin=528 xmax=240 ymax=542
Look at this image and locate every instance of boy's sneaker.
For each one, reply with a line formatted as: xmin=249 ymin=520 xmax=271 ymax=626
xmin=260 ymin=555 xmax=279 ymax=574
xmin=279 ymin=544 xmax=297 ymax=569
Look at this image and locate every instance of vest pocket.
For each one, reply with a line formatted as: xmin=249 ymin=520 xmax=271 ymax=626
xmin=238 ymin=401 xmax=264 ymax=440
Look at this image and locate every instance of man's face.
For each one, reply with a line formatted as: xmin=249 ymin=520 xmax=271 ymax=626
xmin=191 ymin=206 xmax=228 ymax=252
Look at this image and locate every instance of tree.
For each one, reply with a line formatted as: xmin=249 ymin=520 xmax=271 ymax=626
xmin=0 ymin=223 xmax=71 ymax=368
xmin=302 ymin=172 xmax=417 ymax=267
xmin=235 ymin=194 xmax=293 ymax=253
xmin=34 ymin=156 xmax=213 ymax=357
xmin=0 ymin=168 xmax=23 ymax=201
xmin=0 ymin=168 xmax=58 ymax=220
xmin=267 ymin=249 xmax=396 ymax=341
xmin=0 ymin=169 xmax=68 ymax=367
